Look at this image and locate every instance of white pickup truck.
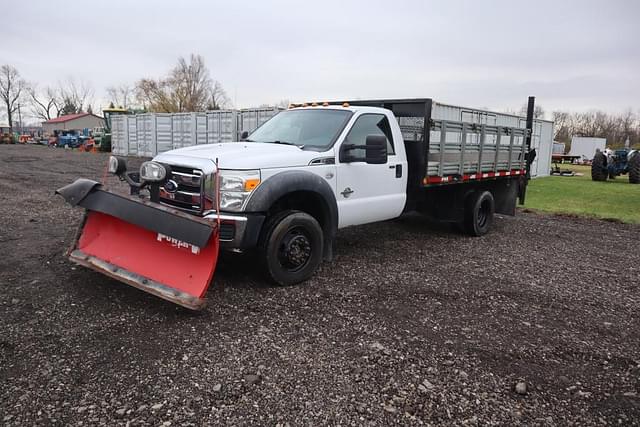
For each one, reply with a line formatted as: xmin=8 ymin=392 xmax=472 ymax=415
xmin=57 ymin=98 xmax=537 ymax=309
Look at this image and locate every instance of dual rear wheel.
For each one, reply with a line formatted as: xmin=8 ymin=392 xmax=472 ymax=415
xmin=457 ymin=190 xmax=495 ymax=237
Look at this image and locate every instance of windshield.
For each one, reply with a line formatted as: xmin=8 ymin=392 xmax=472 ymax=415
xmin=247 ymin=109 xmax=352 ymax=150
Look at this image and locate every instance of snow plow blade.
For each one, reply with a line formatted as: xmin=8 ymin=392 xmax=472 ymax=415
xmin=57 ymin=179 xmax=219 ymax=310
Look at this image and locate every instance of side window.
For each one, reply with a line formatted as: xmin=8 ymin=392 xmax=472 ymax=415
xmin=344 ymin=114 xmax=395 ymax=159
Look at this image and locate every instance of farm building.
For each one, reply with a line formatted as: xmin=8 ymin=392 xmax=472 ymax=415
xmin=42 ymin=113 xmax=104 ymax=134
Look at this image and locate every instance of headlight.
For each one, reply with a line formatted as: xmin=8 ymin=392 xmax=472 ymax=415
xmin=217 ymin=169 xmax=261 ymax=211
xmin=108 ymin=156 xmax=127 ymax=175
xmin=140 ymin=161 xmax=168 ymax=182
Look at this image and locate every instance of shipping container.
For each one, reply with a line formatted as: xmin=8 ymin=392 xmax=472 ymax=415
xmin=111 ymin=115 xmax=128 ymax=155
xmin=136 ymin=114 xmax=155 ymax=157
xmin=155 ymin=114 xmax=173 ymax=154
xmin=237 ymin=108 xmax=282 ymax=140
xmin=206 ymin=110 xmax=237 ymax=144
xmin=172 ymin=113 xmax=196 ymax=149
xmin=195 ymin=113 xmax=208 ymax=145
xmin=127 ymin=116 xmax=138 ymax=156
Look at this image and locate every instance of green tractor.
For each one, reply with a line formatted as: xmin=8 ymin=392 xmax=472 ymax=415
xmin=591 ymin=148 xmax=640 ymax=184
xmin=97 ymin=106 xmax=130 ymax=152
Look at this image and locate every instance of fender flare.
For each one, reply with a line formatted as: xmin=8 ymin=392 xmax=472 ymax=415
xmin=245 ymin=170 xmax=338 ymax=260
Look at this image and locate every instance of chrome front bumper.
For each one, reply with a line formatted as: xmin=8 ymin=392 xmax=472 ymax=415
xmin=204 ymin=212 xmax=265 ymax=250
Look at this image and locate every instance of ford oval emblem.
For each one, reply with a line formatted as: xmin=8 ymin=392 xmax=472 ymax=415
xmin=164 ymin=179 xmax=178 ymax=193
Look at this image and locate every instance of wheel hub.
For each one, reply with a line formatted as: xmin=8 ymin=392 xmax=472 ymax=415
xmin=279 ymin=232 xmax=312 ymax=270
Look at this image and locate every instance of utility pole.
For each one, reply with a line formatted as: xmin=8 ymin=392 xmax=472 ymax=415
xmin=17 ymin=103 xmax=22 ymax=136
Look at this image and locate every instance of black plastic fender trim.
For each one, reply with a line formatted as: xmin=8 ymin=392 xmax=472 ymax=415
xmin=244 ymin=170 xmax=338 ymax=259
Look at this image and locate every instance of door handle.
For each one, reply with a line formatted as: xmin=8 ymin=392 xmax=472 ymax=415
xmin=388 ymin=164 xmax=402 ymax=177
xmin=340 ymin=187 xmax=354 ymax=198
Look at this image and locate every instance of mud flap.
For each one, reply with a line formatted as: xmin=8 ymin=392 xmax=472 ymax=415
xmin=58 ymin=179 xmax=218 ymax=310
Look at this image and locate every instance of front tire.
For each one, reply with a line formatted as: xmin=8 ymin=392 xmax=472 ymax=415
xmin=259 ymin=210 xmax=324 ymax=286
xmin=629 ymin=152 xmax=640 ymax=184
xmin=464 ymin=190 xmax=495 ymax=236
xmin=591 ymin=152 xmax=608 ymax=181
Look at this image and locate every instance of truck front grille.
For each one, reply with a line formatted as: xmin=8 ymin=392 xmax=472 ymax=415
xmin=159 ymin=166 xmax=205 ymax=214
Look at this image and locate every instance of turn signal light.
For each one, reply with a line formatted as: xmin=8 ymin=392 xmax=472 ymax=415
xmin=244 ymin=178 xmax=260 ymax=191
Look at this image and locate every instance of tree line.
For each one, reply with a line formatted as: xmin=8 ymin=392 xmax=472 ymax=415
xmin=3 ymin=55 xmax=640 ymax=149
xmin=0 ymin=54 xmax=230 ymax=130
xmin=552 ymin=110 xmax=640 ymax=149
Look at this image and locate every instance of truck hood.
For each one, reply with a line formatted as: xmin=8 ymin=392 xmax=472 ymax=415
xmin=154 ymin=142 xmax=323 ymax=170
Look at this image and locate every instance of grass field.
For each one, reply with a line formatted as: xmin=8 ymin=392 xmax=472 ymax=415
xmin=524 ymin=164 xmax=640 ymax=223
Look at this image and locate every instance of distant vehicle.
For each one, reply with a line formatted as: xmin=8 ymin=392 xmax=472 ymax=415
xmin=56 ymin=132 xmax=81 ymax=148
xmin=591 ymin=148 xmax=640 ymax=183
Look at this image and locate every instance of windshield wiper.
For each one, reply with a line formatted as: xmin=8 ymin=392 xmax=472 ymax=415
xmin=265 ymin=140 xmax=305 ymax=149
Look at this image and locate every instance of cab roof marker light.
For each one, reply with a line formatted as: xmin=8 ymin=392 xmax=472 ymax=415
xmin=342 ymin=102 xmax=350 ymax=107
xmin=322 ymin=102 xmax=329 ymax=106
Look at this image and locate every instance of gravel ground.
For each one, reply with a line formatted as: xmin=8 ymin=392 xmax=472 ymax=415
xmin=1 ymin=144 xmax=639 ymax=426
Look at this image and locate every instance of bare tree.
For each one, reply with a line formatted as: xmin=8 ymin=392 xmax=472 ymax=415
xmin=136 ymin=78 xmax=174 ymax=112
xmin=0 ymin=65 xmax=26 ymax=131
xmin=136 ymin=54 xmax=227 ymax=112
xmin=106 ymin=84 xmax=134 ymax=109
xmin=258 ymin=99 xmax=290 ymax=109
xmin=552 ymin=111 xmax=571 ymax=141
xmin=519 ymin=103 xmax=545 ymax=119
xmin=207 ymin=81 xmax=230 ymax=110
xmin=27 ymin=84 xmax=61 ymax=121
xmin=57 ymin=77 xmax=94 ymax=115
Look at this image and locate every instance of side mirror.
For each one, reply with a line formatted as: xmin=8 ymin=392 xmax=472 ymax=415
xmin=240 ymin=130 xmax=249 ymax=141
xmin=365 ymin=135 xmax=388 ymax=164
xmin=339 ymin=135 xmax=388 ymax=164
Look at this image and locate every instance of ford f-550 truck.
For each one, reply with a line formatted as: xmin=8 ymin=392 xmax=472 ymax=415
xmin=57 ymin=97 xmax=538 ymax=309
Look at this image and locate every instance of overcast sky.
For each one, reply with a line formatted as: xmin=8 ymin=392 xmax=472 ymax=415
xmin=2 ymin=0 xmax=639 ymax=120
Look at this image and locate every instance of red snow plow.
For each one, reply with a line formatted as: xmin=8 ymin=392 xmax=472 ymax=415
xmin=57 ymin=160 xmax=220 ymax=310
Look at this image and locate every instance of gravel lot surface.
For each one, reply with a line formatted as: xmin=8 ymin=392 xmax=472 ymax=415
xmin=1 ymin=144 xmax=639 ymax=426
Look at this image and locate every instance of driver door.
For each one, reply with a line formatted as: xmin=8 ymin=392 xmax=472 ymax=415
xmin=335 ymin=113 xmax=407 ymax=227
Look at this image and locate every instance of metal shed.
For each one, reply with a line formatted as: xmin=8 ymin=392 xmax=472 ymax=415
xmin=42 ymin=113 xmax=104 ymax=134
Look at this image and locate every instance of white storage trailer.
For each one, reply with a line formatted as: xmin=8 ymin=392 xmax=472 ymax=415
xmin=568 ymin=137 xmax=606 ymax=162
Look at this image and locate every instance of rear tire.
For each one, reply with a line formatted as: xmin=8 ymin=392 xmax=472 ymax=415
xmin=591 ymin=152 xmax=608 ymax=181
xmin=464 ymin=191 xmax=495 ymax=236
xmin=259 ymin=210 xmax=324 ymax=286
xmin=629 ymin=152 xmax=640 ymax=184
